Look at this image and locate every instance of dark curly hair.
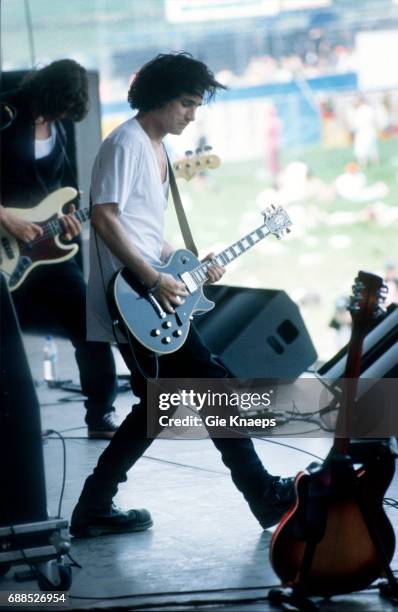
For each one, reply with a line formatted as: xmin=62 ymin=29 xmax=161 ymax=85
xmin=20 ymin=59 xmax=89 ymax=121
xmin=128 ymin=52 xmax=226 ymax=112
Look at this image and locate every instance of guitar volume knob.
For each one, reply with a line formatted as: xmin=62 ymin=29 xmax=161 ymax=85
xmin=151 ymin=329 xmax=161 ymax=336
xmin=162 ymin=337 xmax=171 ymax=344
xmin=173 ymin=330 xmax=182 ymax=337
xmin=162 ymin=321 xmax=172 ymax=329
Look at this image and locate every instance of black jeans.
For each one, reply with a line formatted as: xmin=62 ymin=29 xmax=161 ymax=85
xmin=78 ymin=324 xmax=274 ymax=509
xmin=11 ymin=259 xmax=117 ymax=425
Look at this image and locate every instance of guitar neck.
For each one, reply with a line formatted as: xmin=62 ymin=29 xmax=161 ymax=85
xmin=190 ymin=223 xmax=271 ymax=286
xmin=45 ymin=208 xmax=90 ymax=237
xmin=332 ymin=331 xmax=365 ymax=456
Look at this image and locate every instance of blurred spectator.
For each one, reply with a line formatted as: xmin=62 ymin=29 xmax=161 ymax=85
xmin=384 ymin=262 xmax=398 ymax=306
xmin=329 ymin=296 xmax=352 ymax=350
xmin=320 ymin=97 xmax=351 ymax=149
xmin=334 ymin=161 xmax=388 ymax=202
xmin=351 ymin=97 xmax=379 ymax=167
xmin=277 ymin=160 xmax=333 ymax=204
xmin=264 ymin=104 xmax=282 ymax=187
xmin=214 ymin=45 xmax=357 ymax=89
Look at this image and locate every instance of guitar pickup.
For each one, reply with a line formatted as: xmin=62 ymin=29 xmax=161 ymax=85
xmin=180 ymin=272 xmax=197 ymax=294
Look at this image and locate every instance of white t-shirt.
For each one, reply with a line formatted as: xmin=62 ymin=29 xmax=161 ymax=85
xmin=35 ymin=122 xmax=56 ymax=159
xmin=86 ymin=117 xmax=169 ymax=342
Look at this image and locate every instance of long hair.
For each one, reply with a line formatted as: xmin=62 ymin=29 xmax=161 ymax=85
xmin=20 ymin=59 xmax=89 ymax=121
xmin=128 ymin=52 xmax=226 ymax=112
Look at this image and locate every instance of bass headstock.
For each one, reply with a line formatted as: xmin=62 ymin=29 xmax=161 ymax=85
xmin=349 ymin=270 xmax=387 ymax=332
xmin=173 ymin=146 xmax=220 ymax=181
xmin=262 ymin=205 xmax=292 ymax=239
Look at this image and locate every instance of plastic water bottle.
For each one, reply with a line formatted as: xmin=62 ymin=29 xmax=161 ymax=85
xmin=43 ymin=335 xmax=58 ymax=387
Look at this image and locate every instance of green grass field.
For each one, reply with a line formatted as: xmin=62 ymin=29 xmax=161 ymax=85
xmin=165 ymin=137 xmax=398 ymax=361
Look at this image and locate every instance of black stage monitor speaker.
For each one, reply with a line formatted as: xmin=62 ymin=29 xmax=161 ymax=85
xmin=0 ymin=274 xmax=48 ymax=526
xmin=195 ymin=285 xmax=317 ymax=379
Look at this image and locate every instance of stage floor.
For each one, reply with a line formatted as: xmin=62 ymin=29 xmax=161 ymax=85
xmin=2 ymin=335 xmax=398 ymax=611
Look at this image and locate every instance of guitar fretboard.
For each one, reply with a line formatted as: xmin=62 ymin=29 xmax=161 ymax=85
xmin=188 ymin=224 xmax=270 ymax=288
xmin=45 ymin=208 xmax=91 ymax=236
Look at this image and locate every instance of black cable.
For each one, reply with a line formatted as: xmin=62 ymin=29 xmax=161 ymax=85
xmin=383 ymin=497 xmax=398 ymax=510
xmin=41 ymin=429 xmax=67 ymax=518
xmin=69 ymin=583 xmax=276 ymax=603
xmin=64 ymin=551 xmax=82 ymax=570
xmin=124 ymin=318 xmax=159 ymax=380
xmin=52 ymin=410 xmax=326 ymax=463
xmin=68 ymin=573 xmax=398 ymax=606
xmin=72 ymin=594 xmax=269 ymax=610
xmin=174 ymin=398 xmax=326 ymax=461
xmin=0 ymin=103 xmax=17 ymax=130
xmin=143 ymin=454 xmax=226 ymax=475
xmin=9 ymin=524 xmax=49 ymax=583
xmin=250 ymin=436 xmax=324 ymax=461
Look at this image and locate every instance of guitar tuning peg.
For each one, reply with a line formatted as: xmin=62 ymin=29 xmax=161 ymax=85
xmin=352 ymin=282 xmax=364 ymax=295
xmin=204 ymin=145 xmax=212 ymax=151
xmin=195 ymin=147 xmax=202 ymax=155
xmin=185 ymin=150 xmax=193 ymax=157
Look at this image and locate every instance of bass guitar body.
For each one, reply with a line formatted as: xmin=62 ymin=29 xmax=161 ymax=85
xmin=1 ymin=187 xmax=79 ymax=291
xmin=109 ymin=249 xmax=215 ymax=354
xmin=270 ymin=455 xmax=395 ymax=597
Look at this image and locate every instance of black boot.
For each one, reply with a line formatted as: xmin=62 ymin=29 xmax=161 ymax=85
xmin=249 ymin=476 xmax=296 ymax=529
xmin=70 ymin=502 xmax=153 ymax=538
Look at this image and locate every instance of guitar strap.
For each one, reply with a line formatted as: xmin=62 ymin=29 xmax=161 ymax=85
xmin=166 ymin=155 xmax=199 ymax=257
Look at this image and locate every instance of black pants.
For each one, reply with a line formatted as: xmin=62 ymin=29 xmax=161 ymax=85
xmin=11 ymin=259 xmax=117 ymax=424
xmin=78 ymin=325 xmax=274 ymax=509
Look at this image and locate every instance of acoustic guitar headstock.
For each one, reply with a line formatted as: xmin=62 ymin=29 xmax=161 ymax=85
xmin=173 ymin=146 xmax=220 ymax=181
xmin=349 ymin=270 xmax=387 ymax=332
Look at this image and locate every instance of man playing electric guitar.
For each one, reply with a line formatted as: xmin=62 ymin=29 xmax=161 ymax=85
xmin=1 ymin=59 xmax=118 ymax=438
xmin=71 ymin=52 xmax=295 ymax=538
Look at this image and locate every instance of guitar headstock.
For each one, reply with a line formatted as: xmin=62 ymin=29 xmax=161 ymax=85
xmin=173 ymin=146 xmax=220 ymax=181
xmin=262 ymin=205 xmax=292 ymax=239
xmin=349 ymin=270 xmax=387 ymax=331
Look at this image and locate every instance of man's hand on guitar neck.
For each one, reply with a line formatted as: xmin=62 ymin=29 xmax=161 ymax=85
xmin=59 ymin=203 xmax=81 ymax=242
xmin=202 ymin=252 xmax=225 ymax=284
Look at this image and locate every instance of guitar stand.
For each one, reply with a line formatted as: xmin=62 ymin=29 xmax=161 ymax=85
xmin=268 ymin=585 xmax=320 ymax=611
xmin=268 ymin=439 xmax=398 ymax=612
